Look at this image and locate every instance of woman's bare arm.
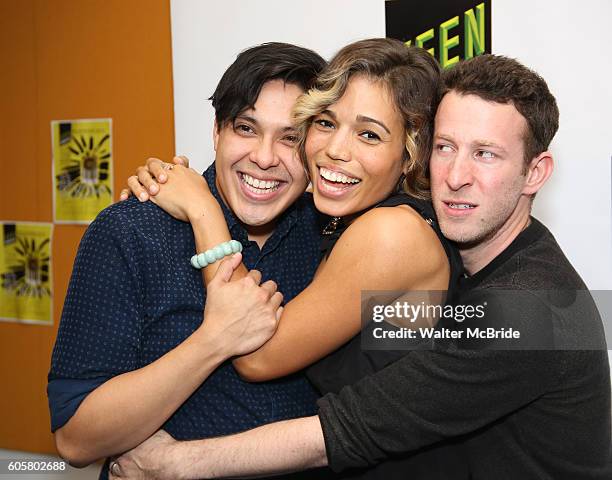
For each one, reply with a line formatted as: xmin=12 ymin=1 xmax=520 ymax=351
xmin=233 ymin=205 xmax=450 ymax=380
xmin=143 ymin=168 xmax=449 ymax=381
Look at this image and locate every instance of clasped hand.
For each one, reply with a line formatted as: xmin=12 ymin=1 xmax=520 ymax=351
xmin=120 ymin=156 xmax=214 ymax=222
xmin=108 ymin=430 xmax=178 ymax=480
xmin=201 ymin=252 xmax=284 ymax=357
xmin=108 ymin=255 xmax=284 ymax=480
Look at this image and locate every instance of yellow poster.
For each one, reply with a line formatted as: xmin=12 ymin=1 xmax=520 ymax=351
xmin=0 ymin=222 xmax=53 ymax=325
xmin=52 ymin=118 xmax=113 ymax=223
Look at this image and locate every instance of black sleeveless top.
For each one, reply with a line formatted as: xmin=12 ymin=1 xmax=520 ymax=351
xmin=307 ymin=193 xmax=463 ymax=393
xmin=307 ymin=194 xmax=468 ymax=480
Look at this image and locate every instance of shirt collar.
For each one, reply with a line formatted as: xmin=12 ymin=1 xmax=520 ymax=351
xmin=202 ymin=163 xmax=299 ymax=248
xmin=460 ymin=217 xmax=546 ymax=289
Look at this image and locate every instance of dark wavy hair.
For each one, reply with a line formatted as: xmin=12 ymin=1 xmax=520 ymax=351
xmin=210 ymin=42 xmax=326 ymax=129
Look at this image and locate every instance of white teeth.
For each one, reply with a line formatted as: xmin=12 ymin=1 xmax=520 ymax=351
xmin=319 ymin=167 xmax=360 ymax=184
xmin=449 ymin=203 xmax=475 ymax=209
xmin=241 ymin=173 xmax=280 ymax=193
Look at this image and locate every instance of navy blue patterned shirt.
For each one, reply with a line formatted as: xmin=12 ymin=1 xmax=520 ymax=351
xmin=48 ymin=163 xmax=323 ymax=441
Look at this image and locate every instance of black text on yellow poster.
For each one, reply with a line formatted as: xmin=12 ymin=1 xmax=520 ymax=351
xmin=0 ymin=222 xmax=53 ymax=325
xmin=52 ymin=119 xmax=113 ymax=223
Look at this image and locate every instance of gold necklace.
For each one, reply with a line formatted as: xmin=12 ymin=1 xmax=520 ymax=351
xmin=322 ymin=217 xmax=342 ymax=235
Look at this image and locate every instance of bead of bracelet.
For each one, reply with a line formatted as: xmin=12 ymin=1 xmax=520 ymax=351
xmin=190 ymin=240 xmax=243 ymax=269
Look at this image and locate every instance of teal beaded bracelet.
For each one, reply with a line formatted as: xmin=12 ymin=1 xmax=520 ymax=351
xmin=190 ymin=240 xmax=242 ymax=269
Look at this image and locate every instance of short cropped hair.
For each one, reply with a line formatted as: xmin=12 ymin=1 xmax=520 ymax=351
xmin=210 ymin=42 xmax=326 ymax=129
xmin=442 ymin=54 xmax=559 ymax=164
xmin=293 ymin=38 xmax=441 ymax=199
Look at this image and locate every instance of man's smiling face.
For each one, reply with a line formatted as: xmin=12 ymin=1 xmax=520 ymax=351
xmin=213 ymin=79 xmax=308 ymax=230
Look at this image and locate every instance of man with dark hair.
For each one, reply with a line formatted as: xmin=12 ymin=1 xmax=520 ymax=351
xmin=47 ymin=43 xmax=327 ymax=479
xmin=110 ymin=54 xmax=611 ymax=480
xmin=211 ymin=42 xmax=324 ymax=126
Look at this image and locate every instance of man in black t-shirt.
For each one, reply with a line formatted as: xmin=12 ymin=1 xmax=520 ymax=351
xmin=109 ymin=55 xmax=611 ymax=480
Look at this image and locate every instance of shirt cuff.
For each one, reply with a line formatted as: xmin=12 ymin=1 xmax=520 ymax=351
xmin=317 ymin=393 xmax=364 ymax=473
xmin=47 ymin=377 xmax=108 ymax=432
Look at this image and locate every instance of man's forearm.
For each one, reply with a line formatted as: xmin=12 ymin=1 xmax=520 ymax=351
xmin=171 ymin=416 xmax=328 ymax=479
xmin=55 ymin=328 xmax=228 ymax=467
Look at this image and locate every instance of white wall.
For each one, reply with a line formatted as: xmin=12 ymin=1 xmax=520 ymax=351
xmin=492 ymin=0 xmax=612 ymax=366
xmin=170 ymin=0 xmax=385 ymax=173
xmin=493 ymin=0 xmax=612 ymax=290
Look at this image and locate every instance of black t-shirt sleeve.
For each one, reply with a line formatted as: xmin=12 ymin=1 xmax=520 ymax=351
xmin=317 ymin=345 xmax=561 ymax=472
xmin=316 ymin=286 xmax=569 ymax=472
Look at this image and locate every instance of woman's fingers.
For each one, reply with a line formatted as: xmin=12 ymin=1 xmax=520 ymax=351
xmin=127 ymin=175 xmax=150 ymax=202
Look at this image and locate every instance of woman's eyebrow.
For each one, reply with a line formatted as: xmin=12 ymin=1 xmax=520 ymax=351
xmin=356 ymin=115 xmax=390 ymax=134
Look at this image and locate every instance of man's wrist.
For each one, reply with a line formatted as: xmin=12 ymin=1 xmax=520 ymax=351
xmin=189 ymin=324 xmax=232 ymax=365
xmin=170 ymin=439 xmax=210 ymax=480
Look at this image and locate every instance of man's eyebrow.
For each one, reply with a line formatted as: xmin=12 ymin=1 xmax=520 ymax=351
xmin=473 ymin=139 xmax=508 ymax=153
xmin=235 ymin=115 xmax=296 ymax=134
xmin=434 ymin=134 xmax=508 ymax=153
xmin=356 ymin=115 xmax=390 ymax=135
xmin=234 ymin=114 xmax=258 ymax=126
xmin=434 ymin=133 xmax=455 ymax=143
